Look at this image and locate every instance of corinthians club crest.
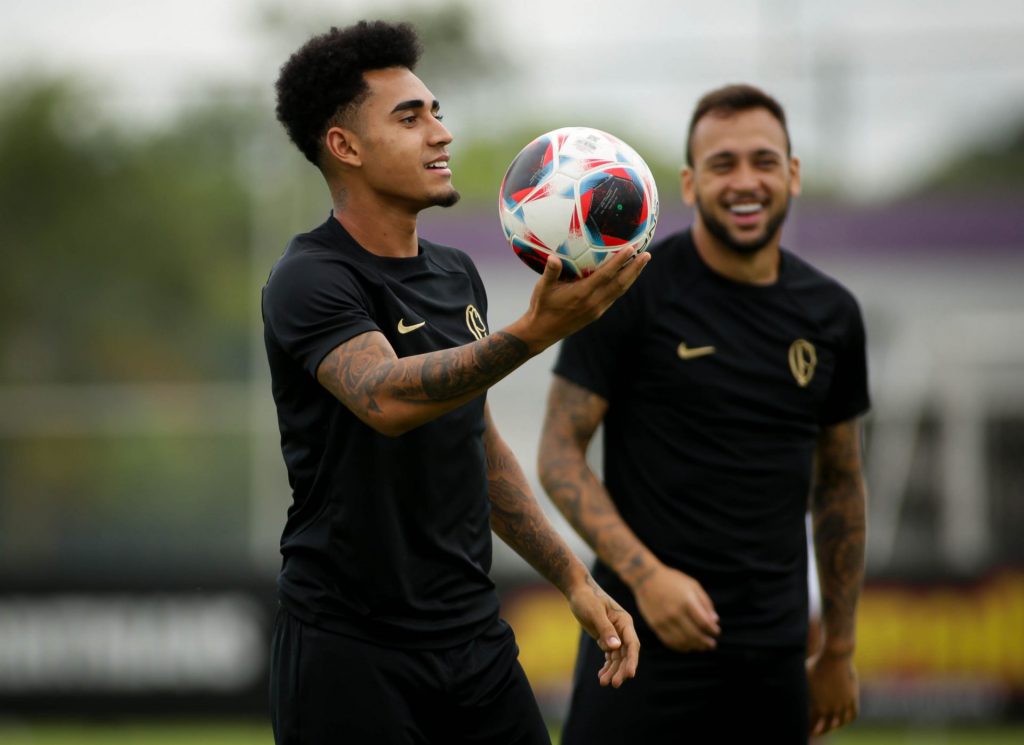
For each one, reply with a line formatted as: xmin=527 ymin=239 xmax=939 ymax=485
xmin=788 ymin=339 xmax=817 ymax=387
xmin=466 ymin=305 xmax=487 ymax=340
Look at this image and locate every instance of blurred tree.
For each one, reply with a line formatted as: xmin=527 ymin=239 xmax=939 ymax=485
xmin=917 ymin=117 xmax=1024 ymax=194
xmin=0 ymin=78 xmax=255 ymax=384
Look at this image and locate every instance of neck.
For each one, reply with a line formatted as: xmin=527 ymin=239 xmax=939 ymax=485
xmin=691 ymin=220 xmax=781 ymax=285
xmin=332 ymin=188 xmax=420 ymax=258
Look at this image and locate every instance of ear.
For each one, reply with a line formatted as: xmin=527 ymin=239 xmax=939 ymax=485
xmin=681 ymin=165 xmax=696 ymax=206
xmin=324 ymin=126 xmax=362 ymax=167
xmin=788 ymin=155 xmax=802 ymax=197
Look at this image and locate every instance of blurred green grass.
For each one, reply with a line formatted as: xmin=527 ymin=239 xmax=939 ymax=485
xmin=1 ymin=723 xmax=1024 ymax=744
xmin=0 ymin=722 xmax=272 ymax=745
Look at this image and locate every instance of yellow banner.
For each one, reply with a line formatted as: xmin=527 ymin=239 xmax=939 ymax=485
xmin=857 ymin=571 xmax=1024 ymax=685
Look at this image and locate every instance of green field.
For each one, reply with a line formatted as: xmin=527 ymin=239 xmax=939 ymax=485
xmin=1 ymin=722 xmax=1023 ymax=745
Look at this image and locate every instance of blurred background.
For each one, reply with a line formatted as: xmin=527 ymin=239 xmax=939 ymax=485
xmin=1 ymin=0 xmax=1023 ymax=742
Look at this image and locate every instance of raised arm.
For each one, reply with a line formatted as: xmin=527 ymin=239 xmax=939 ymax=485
xmin=537 ymin=375 xmax=720 ymax=652
xmin=482 ymin=402 xmax=638 ymax=688
xmin=807 ymin=416 xmax=867 ymax=736
xmin=316 ymin=249 xmax=649 ymax=437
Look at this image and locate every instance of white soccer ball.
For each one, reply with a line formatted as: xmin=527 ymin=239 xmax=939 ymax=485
xmin=498 ymin=126 xmax=659 ymax=280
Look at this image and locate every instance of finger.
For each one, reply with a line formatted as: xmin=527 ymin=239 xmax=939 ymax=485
xmin=664 ymin=618 xmax=715 ymax=652
xmin=599 ymin=647 xmax=636 ymax=689
xmin=692 ymin=586 xmax=721 ymax=636
xmin=810 ymin=714 xmax=826 ymax=737
xmin=591 ymin=616 xmax=622 ymax=654
xmin=588 ymin=246 xmax=648 ymax=289
xmin=595 ymin=244 xmax=638 ymax=276
xmin=679 ymin=613 xmax=717 ymax=649
xmin=611 ymin=623 xmax=640 ymax=684
xmin=539 ymin=253 xmax=563 ymax=286
xmin=690 ymin=607 xmax=720 ymax=638
xmin=613 ymin=252 xmax=650 ymax=291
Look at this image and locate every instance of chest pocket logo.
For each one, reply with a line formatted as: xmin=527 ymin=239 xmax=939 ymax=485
xmin=788 ymin=339 xmax=817 ymax=387
xmin=466 ymin=305 xmax=488 ymax=340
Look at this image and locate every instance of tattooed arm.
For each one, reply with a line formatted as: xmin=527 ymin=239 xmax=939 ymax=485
xmin=537 ymin=375 xmax=720 ymax=652
xmin=316 ymin=247 xmax=649 ymax=437
xmin=483 ymin=403 xmax=638 ymax=688
xmin=807 ymin=416 xmax=867 ymax=737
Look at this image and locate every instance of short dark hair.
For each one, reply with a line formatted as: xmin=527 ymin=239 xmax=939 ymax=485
xmin=685 ymin=84 xmax=791 ymax=167
xmin=275 ymin=20 xmax=422 ymax=166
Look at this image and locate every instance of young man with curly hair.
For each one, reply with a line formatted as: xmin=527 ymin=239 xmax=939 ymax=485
xmin=263 ymin=20 xmax=647 ymax=745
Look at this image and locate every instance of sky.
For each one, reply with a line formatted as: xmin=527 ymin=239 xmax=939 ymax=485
xmin=3 ymin=0 xmax=1024 ymax=200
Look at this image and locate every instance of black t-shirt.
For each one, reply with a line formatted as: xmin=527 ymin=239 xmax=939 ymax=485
xmin=261 ymin=215 xmax=499 ymax=648
xmin=554 ymin=229 xmax=870 ymax=648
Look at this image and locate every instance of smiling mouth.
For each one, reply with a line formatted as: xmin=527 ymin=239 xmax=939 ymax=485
xmin=729 ymin=202 xmax=763 ymax=215
xmin=426 ymin=160 xmax=449 ymax=170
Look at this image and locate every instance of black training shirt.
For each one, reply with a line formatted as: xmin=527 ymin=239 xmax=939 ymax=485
xmin=261 ymin=215 xmax=499 ymax=648
xmin=554 ymin=229 xmax=870 ymax=648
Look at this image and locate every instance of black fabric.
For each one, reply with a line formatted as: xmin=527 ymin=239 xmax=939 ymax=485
xmin=560 ymin=629 xmax=809 ymax=745
xmin=261 ymin=214 xmax=499 ymax=648
xmin=554 ymin=229 xmax=870 ymax=648
xmin=270 ymin=606 xmax=550 ymax=745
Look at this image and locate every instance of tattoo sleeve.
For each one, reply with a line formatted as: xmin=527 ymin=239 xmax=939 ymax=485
xmin=316 ymin=330 xmax=530 ymax=435
xmin=483 ymin=407 xmax=577 ymax=593
xmin=811 ymin=418 xmax=868 ymax=655
xmin=538 ymin=377 xmax=655 ymax=589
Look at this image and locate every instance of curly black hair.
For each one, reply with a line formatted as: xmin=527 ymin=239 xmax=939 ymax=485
xmin=275 ymin=20 xmax=422 ymax=166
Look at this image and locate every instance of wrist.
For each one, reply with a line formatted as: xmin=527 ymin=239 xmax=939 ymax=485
xmin=559 ymin=561 xmax=595 ymax=600
xmin=619 ymin=551 xmax=662 ymax=593
xmin=503 ymin=318 xmax=550 ymax=357
xmin=821 ymin=639 xmax=856 ymax=658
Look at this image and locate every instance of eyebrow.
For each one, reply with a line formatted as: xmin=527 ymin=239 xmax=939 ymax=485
xmin=390 ymin=98 xmax=440 ymax=114
xmin=705 ymin=147 xmax=783 ymax=162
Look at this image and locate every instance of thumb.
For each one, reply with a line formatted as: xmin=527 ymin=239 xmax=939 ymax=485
xmin=590 ymin=617 xmax=622 ymax=652
xmin=540 ymin=254 xmax=563 ymax=286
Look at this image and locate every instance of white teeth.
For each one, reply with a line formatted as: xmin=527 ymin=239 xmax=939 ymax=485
xmin=730 ymin=203 xmax=761 ymax=214
xmin=427 ymin=161 xmax=448 ymax=169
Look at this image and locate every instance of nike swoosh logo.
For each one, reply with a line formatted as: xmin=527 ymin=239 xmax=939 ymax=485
xmin=397 ymin=318 xmax=426 ymax=335
xmin=677 ymin=341 xmax=716 ymax=360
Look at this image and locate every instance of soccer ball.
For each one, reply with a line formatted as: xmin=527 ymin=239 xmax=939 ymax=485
xmin=498 ymin=126 xmax=659 ymax=280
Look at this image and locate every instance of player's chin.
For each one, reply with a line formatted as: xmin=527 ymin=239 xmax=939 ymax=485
xmin=430 ymin=186 xmax=461 ymax=208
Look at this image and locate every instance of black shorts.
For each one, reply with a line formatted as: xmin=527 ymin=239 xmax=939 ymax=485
xmin=269 ymin=605 xmax=550 ymax=745
xmin=561 ymin=631 xmax=809 ymax=745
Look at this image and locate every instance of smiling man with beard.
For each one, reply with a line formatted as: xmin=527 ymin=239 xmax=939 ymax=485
xmin=538 ymin=84 xmax=870 ymax=744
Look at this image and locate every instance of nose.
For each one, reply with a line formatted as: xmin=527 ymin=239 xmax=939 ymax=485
xmin=729 ymin=160 xmax=761 ymax=191
xmin=430 ymin=116 xmax=453 ymax=146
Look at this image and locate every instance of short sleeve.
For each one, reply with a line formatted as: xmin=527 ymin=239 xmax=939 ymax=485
xmin=819 ymin=295 xmax=870 ymax=425
xmin=262 ymin=253 xmax=380 ymax=378
xmin=553 ymin=285 xmax=641 ymax=400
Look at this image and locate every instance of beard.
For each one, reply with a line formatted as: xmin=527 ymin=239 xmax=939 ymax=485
xmin=695 ymin=192 xmax=791 ymax=255
xmin=431 ymin=187 xmax=461 ymax=208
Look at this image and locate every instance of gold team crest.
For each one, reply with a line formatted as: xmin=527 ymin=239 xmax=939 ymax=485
xmin=788 ymin=339 xmax=817 ymax=387
xmin=466 ymin=305 xmax=487 ymax=340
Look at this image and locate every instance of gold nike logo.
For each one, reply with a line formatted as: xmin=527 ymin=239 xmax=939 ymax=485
xmin=677 ymin=341 xmax=716 ymax=360
xmin=397 ymin=318 xmax=426 ymax=335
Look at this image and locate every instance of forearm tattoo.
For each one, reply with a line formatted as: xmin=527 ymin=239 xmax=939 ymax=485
xmin=541 ymin=382 xmax=649 ymax=585
xmin=486 ymin=435 xmax=573 ymax=591
xmin=319 ymin=330 xmax=530 ymax=416
xmin=811 ymin=421 xmax=867 ymax=651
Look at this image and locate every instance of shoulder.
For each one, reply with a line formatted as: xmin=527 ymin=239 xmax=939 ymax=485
xmin=780 ymin=251 xmax=867 ymax=345
xmin=421 ymin=238 xmax=479 ymax=276
xmin=626 ymin=228 xmax=700 ymax=298
xmin=266 ymin=229 xmax=335 ymax=291
xmin=781 ymin=249 xmax=862 ymax=316
xmin=263 ymin=223 xmax=364 ymax=309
